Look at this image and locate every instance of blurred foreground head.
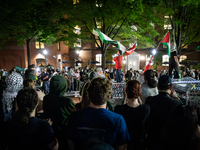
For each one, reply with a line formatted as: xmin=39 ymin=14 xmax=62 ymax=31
xmin=88 ymin=77 xmax=112 ymax=105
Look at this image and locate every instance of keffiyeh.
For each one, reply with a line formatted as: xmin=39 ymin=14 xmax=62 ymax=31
xmin=2 ymin=72 xmax=23 ymax=121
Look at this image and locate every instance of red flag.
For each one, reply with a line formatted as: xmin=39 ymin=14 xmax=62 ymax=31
xmin=162 ymin=32 xmax=170 ymax=43
xmin=123 ymin=43 xmax=137 ymax=56
xmin=142 ymin=55 xmax=154 ymax=74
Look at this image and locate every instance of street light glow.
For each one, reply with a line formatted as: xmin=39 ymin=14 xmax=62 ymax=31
xmin=76 ymin=50 xmax=80 ymax=54
xmin=152 ymin=49 xmax=156 ymax=55
xmin=43 ymin=50 xmax=47 ymax=55
xmin=140 ymin=56 xmax=145 ymax=60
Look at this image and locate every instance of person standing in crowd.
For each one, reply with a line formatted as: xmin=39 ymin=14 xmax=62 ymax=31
xmin=67 ymin=77 xmax=130 ymax=150
xmin=43 ymin=75 xmax=75 ymax=150
xmin=161 ymin=105 xmax=200 ymax=150
xmin=194 ymin=69 xmax=199 ymax=80
xmin=74 ymin=69 xmax=80 ymax=91
xmin=9 ymin=88 xmax=58 ymax=150
xmin=113 ymin=50 xmax=123 ymax=82
xmin=40 ymin=67 xmax=50 ymax=95
xmin=145 ymin=75 xmax=182 ymax=150
xmin=141 ymin=70 xmax=158 ymax=104
xmin=115 ymin=80 xmax=150 ymax=150
xmin=23 ymin=74 xmax=45 ymax=112
xmin=68 ymin=67 xmax=75 ymax=93
xmin=1 ymin=72 xmax=23 ymax=122
xmin=0 ymin=72 xmax=23 ymax=148
xmin=169 ymin=45 xmax=179 ymax=79
xmin=110 ymin=68 xmax=114 ymax=81
xmin=25 ymin=64 xmax=35 ymax=79
xmin=125 ymin=68 xmax=133 ymax=82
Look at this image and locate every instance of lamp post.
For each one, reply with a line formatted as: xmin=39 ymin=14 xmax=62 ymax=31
xmin=43 ymin=49 xmax=48 ymax=66
xmin=152 ymin=49 xmax=156 ymax=70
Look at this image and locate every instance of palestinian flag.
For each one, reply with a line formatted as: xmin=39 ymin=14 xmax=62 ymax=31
xmin=142 ymin=55 xmax=154 ymax=74
xmin=123 ymin=43 xmax=137 ymax=56
xmin=162 ymin=31 xmax=171 ymax=58
xmin=93 ymin=28 xmax=126 ymax=53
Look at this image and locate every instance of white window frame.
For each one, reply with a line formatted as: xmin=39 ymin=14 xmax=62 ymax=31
xmin=95 ymin=54 xmax=102 ymax=66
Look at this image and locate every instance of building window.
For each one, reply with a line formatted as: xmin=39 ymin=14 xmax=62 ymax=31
xmin=164 ymin=16 xmax=172 ymax=30
xmin=95 ymin=39 xmax=101 ymax=48
xmin=35 ymin=41 xmax=45 ymax=49
xmin=162 ymin=55 xmax=169 ymax=66
xmin=96 ymin=21 xmax=101 ymax=29
xmin=74 ymin=25 xmax=81 ymax=35
xmin=74 ymin=38 xmax=81 ymax=48
xmin=73 ymin=0 xmax=79 ymax=4
xmin=95 ymin=54 xmax=102 ymax=66
xmin=182 ymin=44 xmax=188 ymax=49
xmin=57 ymin=43 xmax=60 ymax=51
xmin=180 ymin=55 xmax=187 ymax=62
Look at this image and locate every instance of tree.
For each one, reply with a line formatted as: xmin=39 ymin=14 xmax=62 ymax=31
xmin=61 ymin=0 xmax=160 ymax=68
xmin=155 ymin=0 xmax=200 ymax=55
xmin=0 ymin=0 xmax=69 ymax=66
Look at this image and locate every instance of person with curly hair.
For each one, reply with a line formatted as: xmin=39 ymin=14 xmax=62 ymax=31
xmin=67 ymin=77 xmax=130 ymax=150
xmin=115 ymin=80 xmax=150 ymax=150
xmin=9 ymin=87 xmax=58 ymax=150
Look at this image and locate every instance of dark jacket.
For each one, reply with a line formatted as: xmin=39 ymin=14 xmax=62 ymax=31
xmin=145 ymin=92 xmax=182 ymax=150
xmin=43 ymin=75 xmax=75 ymax=127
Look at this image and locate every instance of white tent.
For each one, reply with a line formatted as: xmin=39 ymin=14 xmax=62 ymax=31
xmin=126 ymin=51 xmax=140 ymax=70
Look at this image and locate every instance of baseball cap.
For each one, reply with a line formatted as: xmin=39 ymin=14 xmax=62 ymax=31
xmin=28 ymin=73 xmax=36 ymax=81
xmin=158 ymin=75 xmax=172 ymax=86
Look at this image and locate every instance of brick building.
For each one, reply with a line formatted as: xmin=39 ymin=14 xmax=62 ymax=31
xmin=0 ymin=37 xmax=200 ymax=71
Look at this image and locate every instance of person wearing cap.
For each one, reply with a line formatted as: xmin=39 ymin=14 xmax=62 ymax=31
xmin=24 ymin=74 xmax=45 ymax=112
xmin=113 ymin=50 xmax=123 ymax=82
xmin=145 ymin=75 xmax=182 ymax=150
xmin=169 ymin=44 xmax=179 ymax=79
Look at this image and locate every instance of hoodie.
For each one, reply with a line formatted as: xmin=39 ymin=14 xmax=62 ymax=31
xmin=43 ymin=75 xmax=75 ymax=127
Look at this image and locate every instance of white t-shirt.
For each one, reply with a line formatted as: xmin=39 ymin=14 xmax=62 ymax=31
xmin=141 ymin=83 xmax=158 ymax=104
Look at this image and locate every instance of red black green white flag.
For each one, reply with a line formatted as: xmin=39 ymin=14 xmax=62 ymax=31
xmin=162 ymin=31 xmax=171 ymax=58
xmin=123 ymin=43 xmax=137 ymax=56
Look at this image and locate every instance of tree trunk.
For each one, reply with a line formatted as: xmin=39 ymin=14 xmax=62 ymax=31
xmin=26 ymin=39 xmax=31 ymax=66
xmin=102 ymin=50 xmax=106 ymax=69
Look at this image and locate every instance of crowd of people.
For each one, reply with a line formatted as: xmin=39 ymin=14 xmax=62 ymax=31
xmin=0 ymin=62 xmax=200 ymax=150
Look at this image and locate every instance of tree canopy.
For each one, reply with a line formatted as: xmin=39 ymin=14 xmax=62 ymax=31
xmin=60 ymin=0 xmax=161 ymax=68
xmin=0 ymin=0 xmax=69 ymax=65
xmin=155 ymin=0 xmax=200 ymax=55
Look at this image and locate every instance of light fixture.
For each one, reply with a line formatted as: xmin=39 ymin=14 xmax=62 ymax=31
xmin=76 ymin=50 xmax=80 ymax=54
xmin=140 ymin=56 xmax=145 ymax=60
xmin=152 ymin=49 xmax=156 ymax=55
xmin=43 ymin=49 xmax=47 ymax=55
xmin=123 ymin=60 xmax=126 ymax=64
xmin=36 ymin=67 xmax=40 ymax=71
